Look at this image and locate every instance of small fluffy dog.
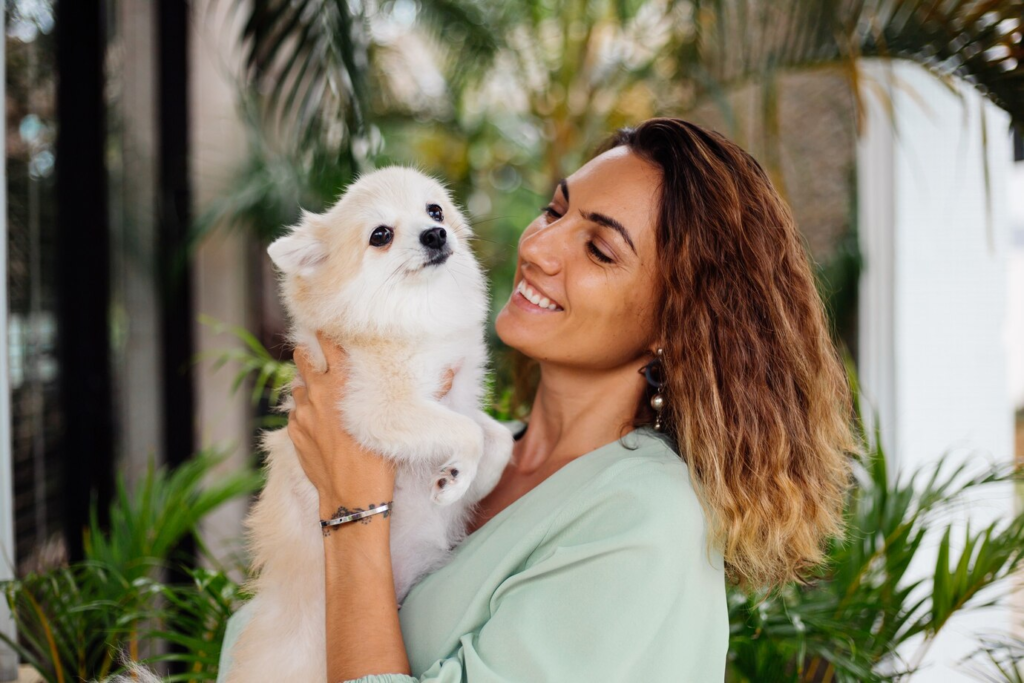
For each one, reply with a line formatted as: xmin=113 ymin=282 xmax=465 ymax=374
xmin=226 ymin=167 xmax=514 ymax=683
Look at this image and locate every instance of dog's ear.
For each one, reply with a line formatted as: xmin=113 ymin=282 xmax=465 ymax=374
xmin=268 ymin=211 xmax=327 ymax=276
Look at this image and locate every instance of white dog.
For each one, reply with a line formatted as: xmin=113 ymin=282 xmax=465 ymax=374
xmin=225 ymin=167 xmax=514 ymax=683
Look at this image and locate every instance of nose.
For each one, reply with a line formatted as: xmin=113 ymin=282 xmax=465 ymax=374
xmin=518 ymin=222 xmax=563 ymax=276
xmin=420 ymin=227 xmax=447 ymax=251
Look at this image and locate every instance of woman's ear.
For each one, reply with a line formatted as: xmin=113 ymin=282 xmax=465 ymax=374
xmin=268 ymin=210 xmax=327 ymax=276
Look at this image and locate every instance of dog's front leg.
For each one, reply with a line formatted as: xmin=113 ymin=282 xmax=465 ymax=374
xmin=342 ymin=382 xmax=484 ymax=505
xmin=463 ymin=411 xmax=515 ymax=505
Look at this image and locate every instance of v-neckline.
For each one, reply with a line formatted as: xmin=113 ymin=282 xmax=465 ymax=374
xmin=457 ymin=421 xmax=644 ymax=549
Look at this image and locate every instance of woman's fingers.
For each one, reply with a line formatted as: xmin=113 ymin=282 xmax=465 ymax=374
xmin=292 ymin=383 xmax=308 ymax=406
xmin=294 ymin=345 xmax=316 ymax=379
xmin=315 ymin=331 xmax=348 ymax=375
xmin=292 ymin=333 xmax=347 ymax=407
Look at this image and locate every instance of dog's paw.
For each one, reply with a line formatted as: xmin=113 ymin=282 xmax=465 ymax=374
xmin=431 ymin=460 xmax=474 ymax=506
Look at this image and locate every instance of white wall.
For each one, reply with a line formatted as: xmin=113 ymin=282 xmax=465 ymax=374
xmin=1007 ymin=162 xmax=1024 ymax=410
xmin=857 ymin=58 xmax=1017 ymax=681
xmin=190 ymin=0 xmax=255 ymax=573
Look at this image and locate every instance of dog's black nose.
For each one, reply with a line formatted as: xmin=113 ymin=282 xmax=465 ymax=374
xmin=420 ymin=227 xmax=447 ymax=251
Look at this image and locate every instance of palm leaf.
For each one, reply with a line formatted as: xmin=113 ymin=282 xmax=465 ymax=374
xmin=214 ymin=0 xmax=372 ymax=147
xmin=727 ymin=359 xmax=1024 ymax=682
xmin=689 ymin=0 xmax=1024 ymax=127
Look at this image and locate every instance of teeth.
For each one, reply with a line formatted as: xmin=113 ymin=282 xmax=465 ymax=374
xmin=517 ymin=280 xmax=561 ymax=311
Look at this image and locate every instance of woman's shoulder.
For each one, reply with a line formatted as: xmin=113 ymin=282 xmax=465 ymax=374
xmin=582 ymin=427 xmax=704 ymax=517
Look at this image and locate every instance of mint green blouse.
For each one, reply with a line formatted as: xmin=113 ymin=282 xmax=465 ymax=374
xmin=217 ymin=424 xmax=729 ymax=682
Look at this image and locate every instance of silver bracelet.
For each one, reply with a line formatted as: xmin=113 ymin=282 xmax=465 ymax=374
xmin=320 ymin=502 xmax=392 ymax=529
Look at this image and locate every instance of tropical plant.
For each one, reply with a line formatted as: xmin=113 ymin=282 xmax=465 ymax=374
xmin=962 ymin=630 xmax=1024 ymax=683
xmin=84 ymin=451 xmax=262 ymax=579
xmin=0 ymin=452 xmax=259 ymax=683
xmin=222 ymin=0 xmax=1024 ymax=183
xmin=725 ymin=355 xmax=1024 ymax=682
xmin=196 ymin=314 xmax=297 ymax=429
xmin=133 ymin=568 xmax=248 ymax=681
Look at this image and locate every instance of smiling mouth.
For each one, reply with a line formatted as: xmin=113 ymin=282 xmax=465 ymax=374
xmin=515 ymin=280 xmax=563 ymax=311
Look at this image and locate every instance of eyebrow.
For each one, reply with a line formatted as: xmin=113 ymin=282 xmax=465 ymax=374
xmin=582 ymin=210 xmax=637 ymax=254
xmin=555 ymin=179 xmax=637 ymax=255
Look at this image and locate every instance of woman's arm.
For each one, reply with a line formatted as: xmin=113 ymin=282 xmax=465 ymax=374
xmin=290 ymin=334 xmax=411 ymax=680
xmin=320 ymin=483 xmax=410 ymax=679
xmin=219 ymin=430 xmax=728 ymax=682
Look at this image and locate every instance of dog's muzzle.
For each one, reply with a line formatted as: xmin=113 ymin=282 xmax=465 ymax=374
xmin=421 ymin=226 xmax=452 ymax=266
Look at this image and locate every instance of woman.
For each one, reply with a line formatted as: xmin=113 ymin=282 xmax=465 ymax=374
xmin=218 ymin=118 xmax=858 ymax=682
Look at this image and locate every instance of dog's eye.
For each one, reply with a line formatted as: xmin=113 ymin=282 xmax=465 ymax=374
xmin=426 ymin=204 xmax=444 ymax=223
xmin=369 ymin=226 xmax=394 ymax=247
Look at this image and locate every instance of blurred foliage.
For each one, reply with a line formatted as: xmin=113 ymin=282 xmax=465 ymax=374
xmin=195 ymin=314 xmax=297 ymax=429
xmin=221 ymin=0 xmax=1024 ymax=198
xmin=228 ymin=0 xmax=1024 ymax=172
xmin=1 ymin=453 xmax=259 ymax=682
xmin=84 ymin=453 xmax=262 ymax=581
xmin=962 ymin=630 xmax=1024 ymax=683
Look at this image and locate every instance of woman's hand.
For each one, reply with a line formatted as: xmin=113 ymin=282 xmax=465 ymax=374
xmin=289 ymin=331 xmax=456 ymax=518
xmin=289 ymin=332 xmax=393 ymax=517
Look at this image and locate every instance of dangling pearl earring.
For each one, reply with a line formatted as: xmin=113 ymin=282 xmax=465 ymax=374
xmin=640 ymin=347 xmax=666 ymax=432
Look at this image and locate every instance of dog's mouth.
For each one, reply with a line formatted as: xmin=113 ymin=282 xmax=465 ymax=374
xmin=423 ymin=250 xmax=452 ymax=268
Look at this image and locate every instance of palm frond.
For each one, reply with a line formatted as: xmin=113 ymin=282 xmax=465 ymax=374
xmin=2 ymin=449 xmax=257 ymax=682
xmin=195 ymin=314 xmax=297 ymax=427
xmin=689 ymin=0 xmax=1024 ymax=127
xmin=727 ymin=358 xmax=1024 ymax=682
xmin=216 ymin=0 xmax=372 ymax=147
xmin=960 ymin=630 xmax=1024 ymax=683
xmin=83 ymin=451 xmax=263 ymax=581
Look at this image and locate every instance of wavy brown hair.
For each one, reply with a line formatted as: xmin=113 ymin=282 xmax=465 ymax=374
xmin=580 ymin=118 xmax=858 ymax=590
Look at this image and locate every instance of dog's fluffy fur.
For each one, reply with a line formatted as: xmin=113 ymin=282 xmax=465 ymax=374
xmin=224 ymin=167 xmax=514 ymax=683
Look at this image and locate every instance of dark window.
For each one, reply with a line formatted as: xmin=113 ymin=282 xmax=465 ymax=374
xmin=6 ymin=0 xmax=65 ymax=574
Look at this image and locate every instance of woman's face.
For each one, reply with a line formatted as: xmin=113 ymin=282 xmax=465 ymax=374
xmin=495 ymin=146 xmax=662 ymax=371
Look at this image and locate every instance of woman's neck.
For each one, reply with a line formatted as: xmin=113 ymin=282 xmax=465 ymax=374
xmin=515 ymin=361 xmax=646 ymax=475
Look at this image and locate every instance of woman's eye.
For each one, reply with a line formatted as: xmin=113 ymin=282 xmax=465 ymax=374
xmin=541 ymin=205 xmax=562 ymax=220
xmin=587 ymin=241 xmax=614 ymax=264
xmin=427 ymin=204 xmax=444 ymax=222
xmin=369 ymin=225 xmax=394 ymax=247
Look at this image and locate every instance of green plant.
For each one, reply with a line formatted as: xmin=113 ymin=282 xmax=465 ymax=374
xmin=725 ymin=355 xmax=1024 ymax=682
xmin=226 ymin=0 xmax=1024 ymax=184
xmin=962 ymin=631 xmax=1024 ymax=683
xmin=195 ymin=314 xmax=297 ymax=429
xmin=85 ymin=451 xmax=263 ymax=578
xmin=0 ymin=452 xmax=259 ymax=683
xmin=134 ymin=568 xmax=248 ymax=682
